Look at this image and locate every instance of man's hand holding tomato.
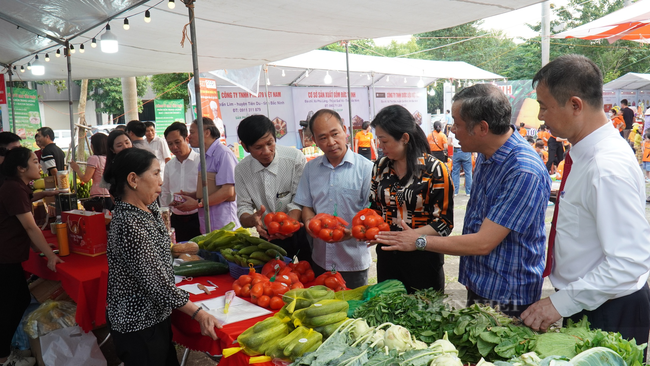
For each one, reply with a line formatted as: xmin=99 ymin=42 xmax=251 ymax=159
xmin=303 ymin=207 xmax=351 ymax=242
xmin=263 ymin=210 xmax=303 ymax=241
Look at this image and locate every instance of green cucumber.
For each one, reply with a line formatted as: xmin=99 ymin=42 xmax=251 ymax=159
xmin=250 ymin=251 xmax=273 ymax=262
xmin=173 ymin=260 xmax=228 ymax=277
xmin=265 ymin=249 xmax=282 ymax=258
xmin=303 ymin=311 xmax=347 ymax=327
xmin=247 ymin=258 xmax=266 ymax=266
xmin=304 ymin=300 xmax=349 ymax=318
xmin=237 ymin=245 xmax=259 ymax=255
xmin=257 ymin=242 xmax=288 ymax=256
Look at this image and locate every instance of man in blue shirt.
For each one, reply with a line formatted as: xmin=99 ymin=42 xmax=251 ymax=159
xmin=376 ymin=84 xmax=551 ymax=317
xmin=294 ymin=109 xmax=373 ymax=289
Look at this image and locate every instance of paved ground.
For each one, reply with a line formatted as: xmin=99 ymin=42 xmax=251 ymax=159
xmin=98 ymin=178 xmax=650 ymax=365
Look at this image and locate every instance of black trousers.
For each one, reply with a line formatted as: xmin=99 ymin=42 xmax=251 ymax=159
xmin=567 ymin=283 xmax=650 ymax=346
xmin=466 ymin=288 xmax=531 ymax=318
xmin=271 ymin=226 xmax=312 ymax=262
xmin=171 ymin=212 xmax=201 ymax=242
xmin=358 ymin=147 xmax=372 ymax=160
xmin=108 ymin=316 xmax=179 ymax=366
xmin=431 ymin=150 xmax=448 ymax=163
xmin=376 ymin=245 xmax=444 ymax=294
xmin=0 ymin=263 xmax=31 ymax=358
xmin=546 ymin=137 xmax=564 ymax=172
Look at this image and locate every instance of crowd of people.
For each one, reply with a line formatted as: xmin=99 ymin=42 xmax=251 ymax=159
xmin=1 ymin=54 xmax=650 ymax=365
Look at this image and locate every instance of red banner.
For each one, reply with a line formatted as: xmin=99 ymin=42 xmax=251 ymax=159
xmin=0 ymin=74 xmax=6 ymax=104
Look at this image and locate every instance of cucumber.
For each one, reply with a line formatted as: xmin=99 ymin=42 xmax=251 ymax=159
xmin=304 ymin=340 xmax=321 ymax=354
xmin=289 ymin=331 xmax=322 ymax=359
xmin=265 ymin=249 xmax=282 ymax=258
xmin=244 ymin=323 xmax=289 ymax=350
xmin=304 ymin=300 xmax=349 ymax=318
xmin=277 ymin=326 xmax=309 ymax=351
xmin=303 ymin=311 xmax=347 ymax=328
xmin=250 ymin=251 xmax=273 ymax=262
xmin=237 ymin=245 xmax=259 ymax=255
xmin=314 ymin=319 xmax=348 ymax=339
xmin=173 ymin=260 xmax=228 ymax=277
xmin=247 ymin=258 xmax=266 ymax=266
xmin=257 ymin=242 xmax=288 ymax=256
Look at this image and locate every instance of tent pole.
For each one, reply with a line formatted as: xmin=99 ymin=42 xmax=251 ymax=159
xmin=65 ymin=41 xmax=77 ymax=193
xmin=371 ymin=71 xmax=376 ymax=120
xmin=264 ymin=65 xmax=271 ymax=118
xmin=8 ymin=68 xmax=16 ymax=133
xmin=187 ymin=0 xmax=211 ymax=233
xmin=345 ymin=41 xmax=353 ymax=146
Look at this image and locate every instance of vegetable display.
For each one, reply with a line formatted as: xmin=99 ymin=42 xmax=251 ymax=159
xmin=351 ymin=208 xmax=390 ymax=240
xmin=264 ymin=212 xmax=301 ymax=235
xmin=308 ymin=213 xmax=349 ymax=242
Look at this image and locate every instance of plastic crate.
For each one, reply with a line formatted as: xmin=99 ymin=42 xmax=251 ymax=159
xmin=227 ymin=255 xmax=291 ymax=279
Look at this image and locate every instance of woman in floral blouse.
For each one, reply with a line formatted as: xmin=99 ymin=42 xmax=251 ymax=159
xmin=369 ymin=105 xmax=454 ymax=293
xmin=104 ymin=148 xmax=220 ymax=365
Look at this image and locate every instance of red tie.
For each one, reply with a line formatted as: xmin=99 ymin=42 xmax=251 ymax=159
xmin=543 ymin=152 xmax=573 ymax=277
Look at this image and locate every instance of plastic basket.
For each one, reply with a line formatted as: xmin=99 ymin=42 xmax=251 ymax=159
xmin=228 ymin=255 xmax=291 ymax=279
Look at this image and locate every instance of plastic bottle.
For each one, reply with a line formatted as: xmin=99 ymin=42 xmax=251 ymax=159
xmin=55 ymin=216 xmax=70 ymax=256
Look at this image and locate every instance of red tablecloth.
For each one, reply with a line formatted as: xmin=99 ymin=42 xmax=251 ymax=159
xmin=22 ymin=230 xmax=108 ymax=332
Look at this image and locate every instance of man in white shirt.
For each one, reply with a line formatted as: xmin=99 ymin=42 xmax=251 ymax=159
xmin=144 ymin=122 xmax=171 ymax=178
xmin=234 ymin=115 xmax=310 ymax=261
xmin=522 ymin=55 xmax=650 ymax=346
xmin=160 ymin=122 xmax=201 ymax=241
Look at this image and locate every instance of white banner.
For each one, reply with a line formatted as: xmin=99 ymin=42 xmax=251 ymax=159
xmin=372 ymin=88 xmax=430 ymax=136
xmin=619 ymin=90 xmax=638 ymax=108
xmin=603 ymin=90 xmax=618 ymax=113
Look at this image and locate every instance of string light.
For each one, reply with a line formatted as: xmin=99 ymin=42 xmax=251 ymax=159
xmin=305 ymin=70 xmax=309 ymax=77
xmin=20 ymin=66 xmax=25 ymax=73
xmin=27 ymin=62 xmax=31 ymax=70
xmin=101 ymin=23 xmax=119 ymax=53
xmin=144 ymin=10 xmax=151 ymax=23
xmin=45 ymin=53 xmax=50 ymax=62
xmin=417 ymin=77 xmax=424 ymax=88
xmin=32 ymin=55 xmax=44 ymax=76
xmin=79 ymin=44 xmax=85 ymax=53
xmin=123 ymin=18 xmax=130 ymax=30
xmin=91 ymin=38 xmax=97 ymax=48
xmin=281 ymin=69 xmax=285 ymax=77
xmin=386 ymin=75 xmax=390 ymax=82
xmin=428 ymin=88 xmax=436 ymax=96
xmin=70 ymin=44 xmax=75 ymax=54
xmin=168 ymin=0 xmax=175 ymax=9
xmin=324 ymin=71 xmax=332 ymax=85
xmin=56 ymin=49 xmax=61 ymax=57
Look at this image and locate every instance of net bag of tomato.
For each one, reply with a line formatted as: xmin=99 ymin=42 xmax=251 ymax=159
xmin=308 ymin=213 xmax=349 ymax=242
xmin=314 ymin=265 xmax=346 ymax=291
xmin=287 ymin=260 xmax=316 ymax=284
xmin=351 ymin=208 xmax=390 ymax=240
xmin=263 ymin=211 xmax=301 ymax=236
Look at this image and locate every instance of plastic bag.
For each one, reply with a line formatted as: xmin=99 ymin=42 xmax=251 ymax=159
xmin=40 ymin=325 xmax=106 ymax=366
xmin=24 ymin=300 xmax=77 ymax=339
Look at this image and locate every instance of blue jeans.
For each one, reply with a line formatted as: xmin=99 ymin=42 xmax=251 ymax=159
xmin=452 ymin=148 xmax=472 ymax=195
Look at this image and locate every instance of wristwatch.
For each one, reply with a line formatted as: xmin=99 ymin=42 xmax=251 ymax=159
xmin=415 ymin=235 xmax=427 ymax=251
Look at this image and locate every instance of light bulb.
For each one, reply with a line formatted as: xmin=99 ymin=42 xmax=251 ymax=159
xmin=31 ymin=56 xmax=44 ymax=76
xmin=45 ymin=53 xmax=50 ymax=62
xmin=144 ymin=10 xmax=151 ymax=23
xmin=56 ymin=49 xmax=61 ymax=57
xmin=404 ymin=77 xmax=407 ymax=83
xmin=12 ymin=66 xmax=16 ymax=71
xmin=91 ymin=38 xmax=97 ymax=48
xmin=417 ymin=78 xmax=424 ymax=88
xmin=70 ymin=44 xmax=75 ymax=54
xmin=281 ymin=69 xmax=285 ymax=77
xmin=428 ymin=89 xmax=436 ymax=96
xmin=434 ymin=81 xmax=437 ymax=87
xmin=266 ymin=77 xmax=270 ymax=86
xmin=168 ymin=0 xmax=175 ymax=9
xmin=324 ymin=71 xmax=332 ymax=85
xmin=367 ymin=74 xmax=371 ymax=81
xmin=386 ymin=76 xmax=390 ymax=82
xmin=123 ymin=18 xmax=130 ymax=30
xmin=79 ymin=44 xmax=85 ymax=53
xmin=101 ymin=24 xmax=119 ymax=53
xmin=305 ymin=70 xmax=309 ymax=78
xmin=27 ymin=63 xmax=31 ymax=70
xmin=20 ymin=66 xmax=25 ymax=72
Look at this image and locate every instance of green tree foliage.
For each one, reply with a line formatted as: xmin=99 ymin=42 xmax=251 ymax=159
xmin=150 ymin=73 xmax=192 ymax=107
xmin=86 ymin=77 xmax=149 ymax=116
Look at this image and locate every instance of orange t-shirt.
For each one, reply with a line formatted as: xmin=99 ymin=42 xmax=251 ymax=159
xmin=519 ymin=127 xmax=527 ymax=137
xmin=428 ymin=131 xmax=447 ymax=152
xmin=536 ymin=150 xmax=548 ymax=164
xmin=612 ymin=116 xmax=625 ymax=132
xmin=355 ymin=131 xmax=373 ymax=148
xmin=556 ymin=160 xmax=565 ymax=179
xmin=643 ymin=140 xmax=650 ymax=163
xmin=537 ymin=131 xmax=550 ymax=146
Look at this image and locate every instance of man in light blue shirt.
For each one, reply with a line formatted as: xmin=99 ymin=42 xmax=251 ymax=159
xmin=294 ymin=109 xmax=373 ymax=288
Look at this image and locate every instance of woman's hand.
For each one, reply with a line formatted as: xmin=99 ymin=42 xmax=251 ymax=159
xmin=195 ymin=309 xmax=222 ymax=340
xmin=46 ymin=255 xmax=64 ymax=272
xmin=69 ymin=160 xmax=79 ymax=173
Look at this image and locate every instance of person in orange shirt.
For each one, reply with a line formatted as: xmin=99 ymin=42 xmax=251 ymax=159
xmin=354 ymin=121 xmax=377 ymax=161
xmin=427 ymin=121 xmax=448 ymax=162
xmin=537 ymin=125 xmax=550 ymax=147
xmin=519 ymin=123 xmax=527 ymax=138
xmin=611 ymin=107 xmax=625 ymax=133
xmin=534 ymin=140 xmax=548 ymax=165
xmin=642 ymin=132 xmax=650 ymax=183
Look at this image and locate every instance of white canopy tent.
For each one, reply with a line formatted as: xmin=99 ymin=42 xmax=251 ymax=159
xmin=604 ymin=73 xmax=650 ymax=90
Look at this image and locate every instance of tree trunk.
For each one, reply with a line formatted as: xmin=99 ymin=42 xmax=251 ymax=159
xmin=77 ymin=79 xmax=89 ymax=160
xmin=122 ymin=76 xmax=138 ymax=122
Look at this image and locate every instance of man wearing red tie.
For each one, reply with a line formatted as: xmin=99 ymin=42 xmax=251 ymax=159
xmin=521 ymin=55 xmax=650 ymax=346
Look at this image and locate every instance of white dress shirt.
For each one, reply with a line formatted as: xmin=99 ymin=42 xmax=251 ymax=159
xmin=235 ymin=145 xmax=306 ymax=219
xmin=448 ymin=131 xmax=461 ymax=148
xmin=148 ymin=136 xmax=172 ymax=177
xmin=549 ymin=123 xmax=650 ymax=317
xmin=160 ymin=149 xmax=200 ymax=215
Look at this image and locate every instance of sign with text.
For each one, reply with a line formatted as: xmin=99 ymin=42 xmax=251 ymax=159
xmin=154 ymin=99 xmax=185 ymax=136
xmin=7 ymin=88 xmax=41 ymax=149
xmin=198 ymin=78 xmax=226 ymax=144
xmin=0 ymin=74 xmax=6 ymax=104
xmin=372 ymin=88 xmax=429 ymax=135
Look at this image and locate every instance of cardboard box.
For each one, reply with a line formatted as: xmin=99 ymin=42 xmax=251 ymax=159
xmin=61 ymin=210 xmax=107 ymax=257
xmin=28 ymin=278 xmax=70 ymax=303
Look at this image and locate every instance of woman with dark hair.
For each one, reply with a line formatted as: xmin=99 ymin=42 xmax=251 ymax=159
xmin=103 ymin=130 xmax=133 ymax=186
xmin=354 ymin=121 xmax=377 ymax=160
xmin=369 ymin=105 xmax=454 ymax=293
xmin=70 ymin=133 xmax=113 ymax=211
xmin=427 ymin=121 xmax=448 ymax=162
xmin=0 ymin=147 xmax=62 ymax=365
xmin=104 ymin=148 xmax=220 ymax=365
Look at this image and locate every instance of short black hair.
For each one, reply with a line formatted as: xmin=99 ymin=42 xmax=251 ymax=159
xmin=520 ymin=122 xmax=525 ymax=127
xmin=144 ymin=121 xmax=155 ymax=129
xmin=126 ymin=120 xmax=146 ymax=137
xmin=237 ymin=115 xmax=275 ymax=147
xmin=308 ymin=109 xmax=344 ymax=135
xmin=538 ymin=125 xmax=546 ymax=131
xmin=192 ymin=117 xmax=220 ymax=139
xmin=2 ymin=146 xmax=32 ymax=177
xmin=621 ymin=99 xmax=629 ymax=106
xmin=433 ymin=121 xmax=443 ymax=132
xmin=361 ymin=121 xmax=370 ymax=130
xmin=532 ymin=54 xmax=603 ymax=110
xmin=452 ymin=84 xmax=511 ymax=135
xmin=0 ymin=132 xmax=21 ymax=156
xmin=37 ymin=127 xmax=55 ymax=141
xmin=103 ymin=148 xmax=157 ymax=199
xmin=115 ymin=125 xmax=127 ymax=131
xmin=90 ymin=133 xmax=108 ymax=156
xmin=164 ymin=122 xmax=189 ymax=139
xmin=534 ymin=140 xmax=544 ymax=148
xmin=526 ymin=136 xmax=536 ymax=144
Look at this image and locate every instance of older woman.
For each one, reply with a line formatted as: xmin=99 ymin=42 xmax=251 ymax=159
xmin=369 ymin=105 xmax=454 ymax=293
xmin=0 ymin=147 xmax=62 ymax=365
xmin=104 ymin=148 xmax=220 ymax=365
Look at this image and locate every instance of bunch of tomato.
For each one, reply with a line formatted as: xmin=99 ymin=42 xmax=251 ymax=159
xmin=313 ymin=266 xmax=346 ymax=291
xmin=264 ymin=212 xmax=301 ymax=236
xmin=351 ymin=208 xmax=390 ymax=240
xmin=307 ymin=213 xmax=349 ymax=242
xmin=233 ymin=262 xmax=307 ymax=310
xmin=287 ymin=260 xmax=316 ymax=284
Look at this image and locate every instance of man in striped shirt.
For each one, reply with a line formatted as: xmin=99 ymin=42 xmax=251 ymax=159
xmin=376 ymin=84 xmax=551 ymax=317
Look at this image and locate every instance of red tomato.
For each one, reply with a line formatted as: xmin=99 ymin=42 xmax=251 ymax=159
xmin=352 ymin=216 xmax=364 ymax=227
xmin=331 ymin=228 xmax=344 ymax=242
xmin=291 ymin=282 xmax=304 ymax=289
xmin=273 ymin=212 xmax=289 ymax=223
xmin=251 ymin=282 xmax=264 ymax=298
xmin=240 ymin=283 xmax=252 ymax=297
xmin=279 ymin=220 xmax=295 ymax=235
xmin=324 ymin=276 xmax=343 ymax=290
xmin=270 ymin=296 xmax=285 ymax=310
xmin=308 ymin=219 xmax=322 ymax=235
xmin=377 ymin=222 xmax=391 ymax=232
xmin=268 ymin=221 xmax=280 ymax=235
xmin=264 ymin=213 xmax=275 ymax=229
xmin=335 ymin=216 xmax=349 ymax=227
xmin=305 ymin=269 xmax=315 ymax=283
xmin=275 ymin=274 xmax=292 ymax=285
xmin=352 ymin=225 xmax=366 ymax=240
xmin=318 ymin=228 xmax=334 ymax=241
xmin=287 ymin=272 xmax=300 ymax=284
xmin=257 ymin=295 xmax=271 ymax=308
xmin=238 ymin=275 xmax=252 ymax=286
xmin=252 ymin=274 xmax=268 ymax=285
xmin=296 ymin=261 xmax=311 ymax=274
xmin=320 ymin=216 xmax=336 ymax=229
xmin=365 ymin=227 xmax=380 ymax=240
xmin=263 ymin=283 xmax=274 ymax=297
xmin=232 ymin=283 xmax=242 ymax=296
xmin=270 ymin=281 xmax=290 ymax=296
xmin=364 ymin=215 xmax=380 ymax=228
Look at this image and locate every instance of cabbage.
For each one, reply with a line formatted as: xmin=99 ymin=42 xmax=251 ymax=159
xmin=370 ymin=329 xmax=385 ymax=348
xmin=348 ymin=319 xmax=371 ymax=341
xmin=412 ymin=339 xmax=429 ymax=350
xmin=429 ymin=332 xmax=458 ymax=355
xmin=384 ymin=325 xmax=413 ymax=352
xmin=569 ymin=347 xmax=625 ymax=366
xmin=429 ymin=354 xmax=463 ymax=366
xmin=477 ymin=358 xmax=497 ymax=366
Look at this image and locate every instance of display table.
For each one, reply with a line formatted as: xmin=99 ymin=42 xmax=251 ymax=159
xmin=22 ymin=230 xmax=108 ymax=332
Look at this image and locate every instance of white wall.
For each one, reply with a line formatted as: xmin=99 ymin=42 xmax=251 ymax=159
xmin=39 ymin=99 xmax=101 ymax=129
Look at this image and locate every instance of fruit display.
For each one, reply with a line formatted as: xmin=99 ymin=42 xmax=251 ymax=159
xmin=351 ymin=208 xmax=390 ymax=240
xmin=307 ymin=213 xmax=349 ymax=242
xmin=263 ymin=211 xmax=300 ymax=236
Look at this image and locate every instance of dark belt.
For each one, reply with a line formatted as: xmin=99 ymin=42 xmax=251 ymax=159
xmin=453 ymin=147 xmax=462 ymax=150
